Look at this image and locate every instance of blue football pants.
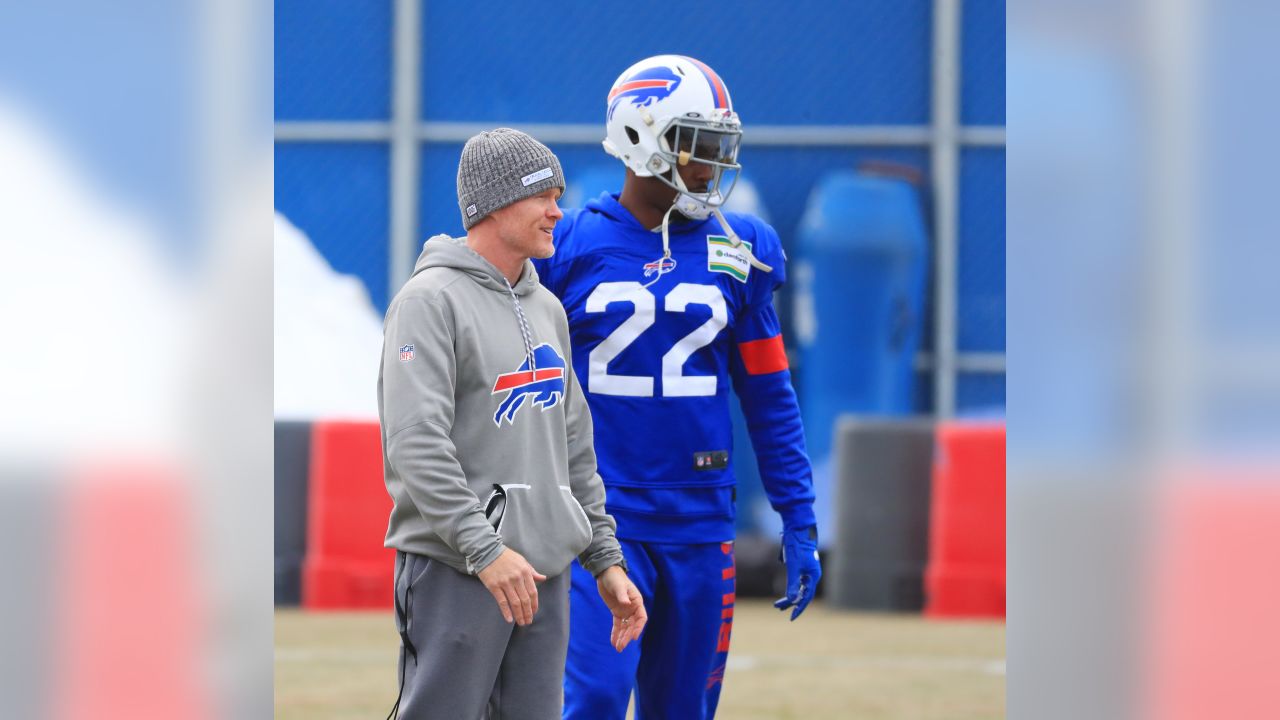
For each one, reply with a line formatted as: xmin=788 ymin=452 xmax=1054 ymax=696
xmin=563 ymin=539 xmax=736 ymax=720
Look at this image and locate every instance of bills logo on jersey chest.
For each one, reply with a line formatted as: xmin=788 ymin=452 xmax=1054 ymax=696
xmin=642 ymin=256 xmax=677 ymax=278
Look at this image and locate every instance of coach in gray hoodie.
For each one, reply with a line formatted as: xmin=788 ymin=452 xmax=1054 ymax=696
xmin=379 ymin=129 xmax=646 ymax=719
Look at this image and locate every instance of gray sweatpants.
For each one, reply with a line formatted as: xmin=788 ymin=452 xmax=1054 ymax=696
xmin=391 ymin=551 xmax=571 ymax=720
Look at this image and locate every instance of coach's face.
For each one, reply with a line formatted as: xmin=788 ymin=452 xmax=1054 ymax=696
xmin=491 ymin=188 xmax=563 ymax=261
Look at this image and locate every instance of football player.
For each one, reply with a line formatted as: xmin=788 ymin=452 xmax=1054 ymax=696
xmin=534 ymin=55 xmax=821 ymax=720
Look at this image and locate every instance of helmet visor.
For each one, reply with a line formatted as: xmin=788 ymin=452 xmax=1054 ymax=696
xmin=664 ymin=123 xmax=741 ymax=167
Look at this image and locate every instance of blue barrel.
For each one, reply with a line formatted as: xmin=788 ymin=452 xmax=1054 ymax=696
xmin=795 ymin=171 xmax=929 ymax=534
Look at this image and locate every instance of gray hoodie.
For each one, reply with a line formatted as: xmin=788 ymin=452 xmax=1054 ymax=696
xmin=379 ymin=234 xmax=624 ymax=579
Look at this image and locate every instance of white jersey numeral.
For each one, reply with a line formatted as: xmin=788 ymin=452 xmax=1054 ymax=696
xmin=585 ymin=282 xmax=727 ymax=397
xmin=662 ymin=284 xmax=728 ymax=396
xmin=586 ymin=282 xmax=655 ymax=396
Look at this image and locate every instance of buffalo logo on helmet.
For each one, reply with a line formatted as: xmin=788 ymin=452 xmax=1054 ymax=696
xmin=491 ymin=343 xmax=566 ymax=426
xmin=607 ymin=66 xmax=682 ymax=121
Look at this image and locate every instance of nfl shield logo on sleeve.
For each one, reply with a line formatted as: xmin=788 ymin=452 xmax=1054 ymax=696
xmin=399 ymin=344 xmax=415 ymax=362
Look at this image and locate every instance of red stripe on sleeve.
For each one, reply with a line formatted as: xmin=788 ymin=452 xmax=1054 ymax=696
xmin=737 ymin=335 xmax=789 ymax=375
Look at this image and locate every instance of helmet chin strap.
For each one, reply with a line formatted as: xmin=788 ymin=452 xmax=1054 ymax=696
xmin=665 ymin=165 xmax=774 ymax=273
xmin=642 ymin=202 xmax=679 ymax=290
xmin=710 ymin=206 xmax=773 ymax=273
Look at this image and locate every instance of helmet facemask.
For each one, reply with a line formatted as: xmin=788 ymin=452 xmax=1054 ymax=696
xmin=656 ymin=116 xmax=742 ymax=221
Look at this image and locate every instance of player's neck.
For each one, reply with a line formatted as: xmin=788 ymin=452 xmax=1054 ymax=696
xmin=618 ymin=180 xmax=680 ymax=232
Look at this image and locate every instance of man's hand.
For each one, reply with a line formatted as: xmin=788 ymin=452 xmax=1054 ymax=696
xmin=596 ymin=565 xmax=647 ymax=651
xmin=774 ymin=525 xmax=821 ymax=621
xmin=477 ymin=548 xmax=547 ymax=626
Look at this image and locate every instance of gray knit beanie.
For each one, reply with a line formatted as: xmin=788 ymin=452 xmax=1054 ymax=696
xmin=456 ymin=128 xmax=566 ymax=230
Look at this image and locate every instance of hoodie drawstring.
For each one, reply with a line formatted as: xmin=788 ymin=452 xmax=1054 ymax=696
xmin=642 ymin=204 xmax=681 ymax=289
xmin=504 ymin=277 xmax=537 ymax=371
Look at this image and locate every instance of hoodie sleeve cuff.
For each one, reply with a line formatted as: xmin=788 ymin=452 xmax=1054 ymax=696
xmin=453 ymin=510 xmax=505 ymax=575
xmin=579 ymin=543 xmax=627 ymax=578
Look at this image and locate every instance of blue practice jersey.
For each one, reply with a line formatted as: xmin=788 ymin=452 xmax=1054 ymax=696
xmin=533 ymin=193 xmax=816 ymax=543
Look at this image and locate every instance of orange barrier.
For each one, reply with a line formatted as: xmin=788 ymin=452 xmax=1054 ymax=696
xmin=302 ymin=421 xmax=395 ymax=609
xmin=924 ymin=421 xmax=1005 ymax=618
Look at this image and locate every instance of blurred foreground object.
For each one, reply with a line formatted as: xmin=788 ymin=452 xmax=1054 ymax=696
xmin=0 ymin=0 xmax=272 ymax=716
xmin=1010 ymin=0 xmax=1280 ymax=717
xmin=57 ymin=468 xmax=209 ymax=720
xmin=1142 ymin=477 xmax=1280 ymax=720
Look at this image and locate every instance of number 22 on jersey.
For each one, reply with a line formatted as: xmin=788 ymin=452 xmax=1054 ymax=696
xmin=585 ymin=282 xmax=727 ymax=398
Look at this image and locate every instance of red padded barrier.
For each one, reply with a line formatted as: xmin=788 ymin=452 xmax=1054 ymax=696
xmin=924 ymin=421 xmax=1005 ymax=618
xmin=302 ymin=421 xmax=395 ymax=609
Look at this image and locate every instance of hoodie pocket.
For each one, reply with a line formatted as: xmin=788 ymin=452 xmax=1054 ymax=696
xmin=485 ymin=483 xmax=528 ymax=536
xmin=487 ymin=483 xmax=592 ymax=577
xmin=483 ymin=485 xmax=508 ymax=529
xmin=560 ymin=486 xmax=593 ymax=547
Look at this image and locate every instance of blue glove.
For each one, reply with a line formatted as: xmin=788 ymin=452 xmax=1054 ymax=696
xmin=774 ymin=525 xmax=821 ymax=621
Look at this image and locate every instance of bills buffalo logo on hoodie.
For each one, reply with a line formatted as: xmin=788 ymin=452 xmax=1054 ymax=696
xmin=491 ymin=343 xmax=566 ymax=427
xmin=607 ymin=66 xmax=682 ymax=121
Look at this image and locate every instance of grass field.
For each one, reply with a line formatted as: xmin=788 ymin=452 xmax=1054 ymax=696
xmin=276 ymin=599 xmax=1005 ymax=719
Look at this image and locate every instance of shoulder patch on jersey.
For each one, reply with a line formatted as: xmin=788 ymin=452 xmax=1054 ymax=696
xmin=706 ymin=235 xmax=751 ymax=283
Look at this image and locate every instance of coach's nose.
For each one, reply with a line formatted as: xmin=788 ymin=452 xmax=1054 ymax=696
xmin=547 ymin=196 xmax=563 ymax=222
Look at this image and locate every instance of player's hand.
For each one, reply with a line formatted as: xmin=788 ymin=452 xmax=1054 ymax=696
xmin=596 ymin=565 xmax=646 ymax=651
xmin=477 ymin=548 xmax=547 ymax=626
xmin=774 ymin=525 xmax=821 ymax=621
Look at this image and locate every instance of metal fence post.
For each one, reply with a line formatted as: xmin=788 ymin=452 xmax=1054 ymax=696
xmin=931 ymin=0 xmax=963 ymax=417
xmin=388 ymin=0 xmax=422 ymax=299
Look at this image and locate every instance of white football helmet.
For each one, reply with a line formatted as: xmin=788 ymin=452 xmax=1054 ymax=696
xmin=603 ymin=54 xmax=742 ymax=220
